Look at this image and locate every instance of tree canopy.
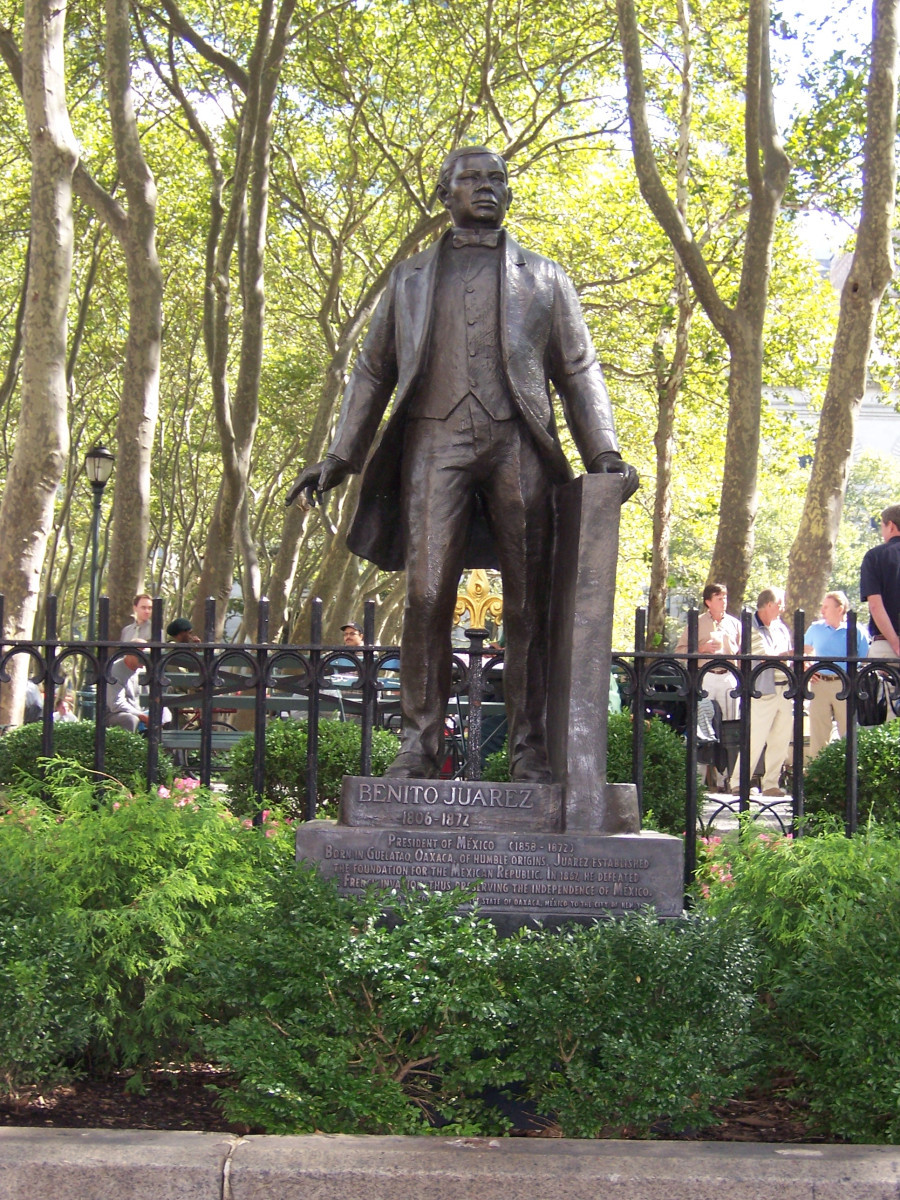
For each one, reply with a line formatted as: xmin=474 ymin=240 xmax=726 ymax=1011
xmin=0 ymin=0 xmax=896 ymax=659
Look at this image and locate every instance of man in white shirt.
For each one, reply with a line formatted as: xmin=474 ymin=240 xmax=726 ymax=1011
xmin=735 ymin=587 xmax=793 ymax=797
xmin=675 ymin=582 xmax=742 ymax=721
xmin=121 ymin=593 xmax=153 ymax=642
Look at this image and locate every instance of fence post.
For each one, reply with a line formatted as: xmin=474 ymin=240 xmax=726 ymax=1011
xmin=737 ymin=610 xmax=753 ymax=810
xmin=41 ymin=596 xmax=58 ymax=762
xmin=252 ymin=599 xmax=269 ymax=820
xmin=198 ymin=597 xmax=216 ymax=786
xmin=306 ymin=599 xmax=322 ymax=823
xmin=845 ymin=609 xmax=860 ymax=836
xmin=465 ymin=627 xmax=487 ymax=780
xmin=94 ymin=599 xmax=110 ymax=777
xmin=791 ymin=608 xmax=806 ymax=833
xmin=683 ymin=607 xmax=699 ymax=891
xmin=360 ymin=600 xmax=376 ymax=777
xmin=632 ymin=607 xmax=646 ymax=819
xmin=146 ymin=598 xmax=164 ymax=786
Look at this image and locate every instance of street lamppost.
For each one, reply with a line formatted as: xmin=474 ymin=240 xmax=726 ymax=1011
xmin=82 ymin=444 xmax=115 ymax=719
xmin=84 ymin=443 xmax=116 ymax=643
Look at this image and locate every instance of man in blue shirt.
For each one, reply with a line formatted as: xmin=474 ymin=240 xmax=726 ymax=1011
xmin=804 ymin=591 xmax=869 ymax=760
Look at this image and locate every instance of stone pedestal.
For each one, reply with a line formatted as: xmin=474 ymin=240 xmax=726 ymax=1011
xmin=296 ymin=472 xmax=684 ymax=928
xmin=296 ymin=803 xmax=683 ymax=931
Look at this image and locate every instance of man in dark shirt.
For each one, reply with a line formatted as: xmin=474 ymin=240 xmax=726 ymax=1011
xmin=860 ymin=504 xmax=900 ymax=660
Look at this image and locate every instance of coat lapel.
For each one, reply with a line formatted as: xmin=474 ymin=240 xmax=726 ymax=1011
xmin=397 ymin=236 xmax=444 ymax=388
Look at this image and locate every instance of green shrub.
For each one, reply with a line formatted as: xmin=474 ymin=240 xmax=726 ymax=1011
xmin=0 ymin=913 xmax=95 ymax=1095
xmin=0 ymin=772 xmax=292 ymax=1086
xmin=775 ymin=886 xmax=900 ymax=1142
xmin=225 ymin=718 xmax=398 ymax=819
xmin=695 ymin=823 xmax=900 ymax=1142
xmin=804 ymin=722 xmax=900 ymax=823
xmin=484 ymin=713 xmax=690 ymax=835
xmin=493 ymin=913 xmax=760 ymax=1137
xmin=195 ymin=875 xmax=508 ymax=1135
xmin=0 ymin=720 xmax=167 ymax=792
xmin=193 ymin=870 xmax=760 ymax=1137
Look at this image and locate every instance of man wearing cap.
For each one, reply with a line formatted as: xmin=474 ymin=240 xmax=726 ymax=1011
xmin=341 ymin=622 xmax=364 ymax=648
xmin=287 ymin=146 xmax=637 ymax=781
xmin=167 ymin=617 xmax=200 ymax=644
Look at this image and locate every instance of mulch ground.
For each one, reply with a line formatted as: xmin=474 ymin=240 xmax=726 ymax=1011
xmin=0 ymin=1065 xmax=832 ymax=1142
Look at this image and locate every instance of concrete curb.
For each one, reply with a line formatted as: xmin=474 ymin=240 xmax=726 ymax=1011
xmin=1 ymin=1129 xmax=899 ymax=1199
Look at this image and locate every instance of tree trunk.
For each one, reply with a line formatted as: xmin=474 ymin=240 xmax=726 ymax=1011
xmin=617 ymin=0 xmax=790 ymax=609
xmin=707 ymin=315 xmax=764 ymax=603
xmin=192 ymin=0 xmax=296 ymax=638
xmin=101 ymin=0 xmax=163 ymax=634
xmin=646 ymin=0 xmax=694 ymax=647
xmin=0 ymin=0 xmax=77 ymax=723
xmin=647 ymin=276 xmax=692 ymax=645
xmin=786 ymin=0 xmax=899 ymax=619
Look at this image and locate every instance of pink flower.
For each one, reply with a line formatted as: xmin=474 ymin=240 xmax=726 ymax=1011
xmin=112 ymin=801 xmax=121 ymax=810
xmin=158 ymin=786 xmax=171 ymax=799
xmin=265 ymin=829 xmax=273 ymax=837
xmin=261 ymin=809 xmax=271 ymax=822
xmin=241 ymin=819 xmax=252 ymax=828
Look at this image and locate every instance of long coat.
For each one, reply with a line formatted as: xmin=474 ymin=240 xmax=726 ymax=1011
xmin=327 ymin=229 xmax=621 ymax=571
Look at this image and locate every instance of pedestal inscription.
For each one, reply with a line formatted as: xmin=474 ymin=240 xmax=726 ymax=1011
xmin=296 ymin=820 xmax=683 ymax=924
xmin=340 ymin=775 xmax=563 ymax=833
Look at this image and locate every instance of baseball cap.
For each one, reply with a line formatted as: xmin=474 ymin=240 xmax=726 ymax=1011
xmin=340 ymin=622 xmax=363 ymax=633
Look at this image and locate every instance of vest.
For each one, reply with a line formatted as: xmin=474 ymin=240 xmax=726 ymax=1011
xmin=412 ymin=241 xmax=515 ymax=420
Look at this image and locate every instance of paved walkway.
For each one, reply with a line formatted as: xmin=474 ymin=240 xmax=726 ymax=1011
xmin=0 ymin=1129 xmax=898 ymax=1199
xmin=701 ymin=789 xmax=793 ymax=833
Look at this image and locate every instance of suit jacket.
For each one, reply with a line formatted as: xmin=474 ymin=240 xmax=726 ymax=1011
xmin=327 ymin=228 xmax=620 ymax=571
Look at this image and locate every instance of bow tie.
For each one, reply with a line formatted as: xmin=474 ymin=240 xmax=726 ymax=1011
xmin=451 ymin=228 xmax=501 ymax=248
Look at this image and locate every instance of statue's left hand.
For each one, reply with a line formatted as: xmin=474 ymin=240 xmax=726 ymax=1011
xmin=589 ymin=451 xmax=639 ymax=502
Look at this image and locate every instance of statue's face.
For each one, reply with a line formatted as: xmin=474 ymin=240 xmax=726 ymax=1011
xmin=438 ymin=152 xmax=511 ymax=229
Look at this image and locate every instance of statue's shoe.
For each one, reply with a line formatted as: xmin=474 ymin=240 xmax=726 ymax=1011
xmin=384 ymin=751 xmax=440 ymax=779
xmin=509 ymin=751 xmax=553 ymax=784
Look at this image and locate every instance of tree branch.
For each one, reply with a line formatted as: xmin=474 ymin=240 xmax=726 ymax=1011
xmin=615 ymin=0 xmax=733 ymax=340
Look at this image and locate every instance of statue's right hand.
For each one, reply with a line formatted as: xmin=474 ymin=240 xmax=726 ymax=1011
xmin=284 ymin=458 xmax=351 ymax=509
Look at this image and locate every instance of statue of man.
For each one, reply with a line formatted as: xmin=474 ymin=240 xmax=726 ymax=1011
xmin=287 ymin=147 xmax=638 ymax=782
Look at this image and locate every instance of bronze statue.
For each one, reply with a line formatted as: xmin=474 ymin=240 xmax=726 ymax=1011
xmin=287 ymin=147 xmax=638 ymax=782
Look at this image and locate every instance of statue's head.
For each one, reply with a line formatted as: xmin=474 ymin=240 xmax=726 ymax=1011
xmin=437 ymin=146 xmax=511 ymax=230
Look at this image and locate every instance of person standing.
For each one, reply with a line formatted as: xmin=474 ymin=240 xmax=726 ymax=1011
xmin=734 ymin=588 xmax=793 ymax=797
xmin=860 ymin=505 xmax=900 ymax=726
xmin=121 ymin=594 xmax=153 ymax=641
xmin=675 ymin=583 xmax=742 ymax=720
xmin=804 ymin=591 xmax=869 ymax=759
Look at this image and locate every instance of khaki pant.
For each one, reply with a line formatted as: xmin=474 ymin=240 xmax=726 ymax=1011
xmin=733 ymin=687 xmax=792 ymax=791
xmin=808 ymin=675 xmax=845 ymax=759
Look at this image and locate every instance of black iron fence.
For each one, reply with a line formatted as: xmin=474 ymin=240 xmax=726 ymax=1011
xmin=2 ymin=594 xmax=896 ymax=882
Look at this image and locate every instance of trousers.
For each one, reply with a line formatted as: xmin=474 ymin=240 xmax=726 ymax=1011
xmin=398 ymin=396 xmax=553 ymax=773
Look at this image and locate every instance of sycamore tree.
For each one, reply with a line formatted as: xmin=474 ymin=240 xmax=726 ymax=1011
xmin=257 ymin=0 xmax=627 ymax=642
xmin=0 ymin=0 xmax=77 ymax=721
xmin=785 ymin=0 xmax=899 ymax=619
xmin=616 ymin=0 xmax=792 ymax=610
